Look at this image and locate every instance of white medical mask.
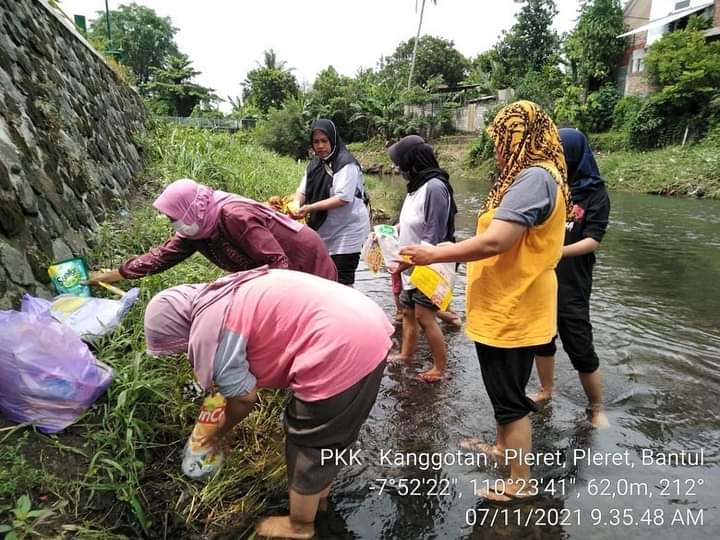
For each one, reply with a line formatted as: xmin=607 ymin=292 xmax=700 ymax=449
xmin=171 ymin=220 xmax=200 ymax=237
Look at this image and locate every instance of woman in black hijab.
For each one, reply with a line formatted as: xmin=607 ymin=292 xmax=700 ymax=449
xmin=295 ymin=119 xmax=370 ymax=286
xmin=386 ymin=135 xmax=458 ymax=383
xmin=531 ymin=128 xmax=611 ymax=428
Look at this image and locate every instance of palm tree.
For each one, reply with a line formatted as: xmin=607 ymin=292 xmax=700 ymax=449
xmin=407 ymin=0 xmax=437 ymax=89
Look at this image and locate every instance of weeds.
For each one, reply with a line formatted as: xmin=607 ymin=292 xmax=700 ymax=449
xmin=0 ymin=495 xmax=54 ymax=540
xmin=3 ymin=125 xmax=305 ymax=537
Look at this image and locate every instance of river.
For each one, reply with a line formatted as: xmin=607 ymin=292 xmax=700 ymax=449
xmin=310 ymin=175 xmax=720 ymax=539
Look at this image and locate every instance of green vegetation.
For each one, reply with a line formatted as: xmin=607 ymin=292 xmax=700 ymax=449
xmin=0 ymin=126 xmax=308 ymax=538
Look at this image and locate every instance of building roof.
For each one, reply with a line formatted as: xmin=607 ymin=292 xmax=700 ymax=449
xmin=618 ymin=1 xmax=714 ymax=37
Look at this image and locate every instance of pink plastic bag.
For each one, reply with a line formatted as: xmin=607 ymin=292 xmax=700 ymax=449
xmin=0 ymin=307 xmax=113 ymax=433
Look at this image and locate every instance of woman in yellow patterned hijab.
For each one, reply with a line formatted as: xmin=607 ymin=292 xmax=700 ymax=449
xmin=484 ymin=100 xmax=571 ymax=217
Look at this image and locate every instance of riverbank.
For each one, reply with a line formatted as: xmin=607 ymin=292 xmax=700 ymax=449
xmin=1 ymin=126 xmax=305 ymax=538
xmin=350 ymin=132 xmax=720 ymax=200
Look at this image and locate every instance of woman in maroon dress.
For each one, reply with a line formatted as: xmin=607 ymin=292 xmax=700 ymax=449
xmin=89 ymin=178 xmax=337 ymax=284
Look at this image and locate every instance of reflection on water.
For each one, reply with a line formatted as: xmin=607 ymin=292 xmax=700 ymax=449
xmin=317 ymin=176 xmax=720 ymax=539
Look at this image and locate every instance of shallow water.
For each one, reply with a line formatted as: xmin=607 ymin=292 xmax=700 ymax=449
xmin=309 ymin=176 xmax=720 ymax=540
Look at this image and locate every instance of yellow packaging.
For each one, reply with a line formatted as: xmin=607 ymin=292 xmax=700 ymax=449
xmin=409 ymin=265 xmax=454 ymax=311
xmin=189 ymin=393 xmax=226 ymax=453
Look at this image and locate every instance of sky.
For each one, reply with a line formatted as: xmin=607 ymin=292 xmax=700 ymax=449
xmin=58 ymin=1 xmax=585 ymax=111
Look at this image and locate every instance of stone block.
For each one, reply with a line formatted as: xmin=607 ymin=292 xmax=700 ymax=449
xmin=0 ymin=196 xmax=25 ymax=237
xmin=0 ymin=241 xmax=34 ymax=285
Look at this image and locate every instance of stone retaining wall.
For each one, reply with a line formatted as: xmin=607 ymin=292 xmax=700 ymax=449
xmin=0 ymin=0 xmax=147 ymax=308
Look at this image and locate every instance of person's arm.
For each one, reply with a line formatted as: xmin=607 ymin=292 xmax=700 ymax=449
xmin=563 ymin=188 xmax=610 ymax=258
xmin=294 ymin=173 xmax=307 ymax=207
xmin=212 ymin=388 xmax=258 ymax=440
xmin=563 ymin=237 xmax=600 ymax=257
xmin=223 ymin=207 xmax=290 ymax=269
xmin=298 ymin=163 xmax=357 ymax=217
xmin=89 ymin=235 xmax=196 ymax=282
xmin=421 ymin=181 xmax=451 ymax=245
xmin=400 ymin=218 xmax=527 ymax=265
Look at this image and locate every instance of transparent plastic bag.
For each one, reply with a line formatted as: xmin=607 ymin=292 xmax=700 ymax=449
xmin=361 ymin=233 xmax=383 ymax=274
xmin=0 ymin=309 xmax=113 ymax=433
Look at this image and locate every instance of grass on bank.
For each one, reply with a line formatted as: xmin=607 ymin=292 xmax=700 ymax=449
xmin=1 ymin=125 xmax=311 ymax=539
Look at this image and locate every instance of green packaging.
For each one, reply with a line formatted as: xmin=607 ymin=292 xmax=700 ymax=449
xmin=48 ymin=257 xmax=91 ymax=297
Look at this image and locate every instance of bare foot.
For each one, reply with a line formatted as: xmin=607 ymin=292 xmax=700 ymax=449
xmin=476 ymin=484 xmax=539 ymax=504
xmin=587 ymin=406 xmax=610 ymax=428
xmin=459 ymin=438 xmax=504 ymax=460
xmin=255 ymin=516 xmax=314 ymax=539
xmin=437 ymin=311 xmax=462 ymax=328
xmin=388 ymin=353 xmax=413 ymax=364
xmin=416 ymin=369 xmax=444 ymax=383
xmin=528 ymin=389 xmax=553 ymax=405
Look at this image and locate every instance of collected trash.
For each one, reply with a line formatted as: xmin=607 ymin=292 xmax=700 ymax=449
xmin=48 ymin=257 xmax=91 ymax=297
xmin=22 ymin=287 xmax=140 ymax=344
xmin=410 ymin=258 xmax=456 ymax=311
xmin=182 ymin=393 xmax=226 ymax=480
xmin=0 ymin=308 xmax=113 ymax=433
xmin=361 ymin=233 xmax=384 ymax=274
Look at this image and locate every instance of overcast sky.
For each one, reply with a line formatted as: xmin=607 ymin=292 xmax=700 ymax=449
xmin=58 ymin=1 xmax=584 ymax=110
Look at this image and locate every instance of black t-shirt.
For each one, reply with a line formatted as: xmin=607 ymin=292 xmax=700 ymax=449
xmin=556 ymin=185 xmax=610 ymax=307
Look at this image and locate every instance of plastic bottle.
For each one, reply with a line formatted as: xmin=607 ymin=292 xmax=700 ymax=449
xmin=182 ymin=393 xmax=226 ymax=480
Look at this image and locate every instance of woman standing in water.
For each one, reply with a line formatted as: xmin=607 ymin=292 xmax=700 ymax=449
xmin=88 ymin=178 xmax=337 ymax=284
xmin=387 ymin=135 xmax=458 ymax=383
xmin=531 ymin=128 xmax=610 ymax=428
xmin=294 ymin=119 xmax=370 ymax=286
xmin=400 ymin=101 xmax=570 ymax=502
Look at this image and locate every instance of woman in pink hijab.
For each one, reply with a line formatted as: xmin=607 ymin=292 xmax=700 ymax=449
xmin=88 ymin=178 xmax=337 ymax=284
xmin=144 ymin=267 xmax=392 ymax=539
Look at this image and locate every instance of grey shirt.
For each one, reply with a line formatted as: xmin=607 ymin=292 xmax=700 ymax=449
xmin=495 ymin=167 xmax=558 ymax=227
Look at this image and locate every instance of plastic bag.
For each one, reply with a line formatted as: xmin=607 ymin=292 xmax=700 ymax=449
xmin=48 ymin=257 xmax=91 ymax=297
xmin=409 ymin=243 xmax=456 ymax=311
xmin=0 ymin=310 xmax=113 ymax=433
xmin=361 ymin=233 xmax=383 ymax=274
xmin=22 ymin=289 xmax=140 ymax=344
xmin=374 ymin=224 xmax=408 ymax=272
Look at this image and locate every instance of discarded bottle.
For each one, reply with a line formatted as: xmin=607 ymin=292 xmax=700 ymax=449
xmin=181 ymin=393 xmax=226 ymax=481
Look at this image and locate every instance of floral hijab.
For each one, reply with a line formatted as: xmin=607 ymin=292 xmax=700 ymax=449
xmin=483 ymin=100 xmax=571 ymax=218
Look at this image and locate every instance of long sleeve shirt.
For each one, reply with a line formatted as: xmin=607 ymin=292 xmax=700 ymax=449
xmin=120 ymin=201 xmax=337 ymax=281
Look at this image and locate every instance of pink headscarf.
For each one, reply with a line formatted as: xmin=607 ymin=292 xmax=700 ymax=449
xmin=152 ymin=178 xmax=301 ymax=239
xmin=144 ymin=267 xmax=268 ymax=388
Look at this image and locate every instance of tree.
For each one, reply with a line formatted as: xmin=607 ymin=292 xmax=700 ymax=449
xmin=565 ymin=0 xmax=627 ymax=92
xmin=88 ymin=3 xmax=179 ymax=85
xmin=407 ymin=0 xmax=438 ymax=89
xmin=143 ymin=54 xmax=217 ymax=117
xmin=383 ymin=35 xmax=469 ymax=88
xmin=242 ymin=49 xmax=300 ymax=113
xmin=306 ymin=66 xmax=361 ymax=140
xmin=493 ymin=0 xmax=561 ymax=86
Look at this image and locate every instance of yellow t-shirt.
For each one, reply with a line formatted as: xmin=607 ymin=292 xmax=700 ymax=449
xmin=465 ymin=188 xmax=566 ymax=348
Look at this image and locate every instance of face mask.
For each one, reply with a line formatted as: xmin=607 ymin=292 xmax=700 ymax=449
xmin=171 ymin=220 xmax=200 ymax=237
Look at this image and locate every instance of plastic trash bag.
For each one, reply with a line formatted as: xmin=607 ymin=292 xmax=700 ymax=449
xmin=361 ymin=233 xmax=383 ymax=274
xmin=22 ymin=289 xmax=140 ymax=344
xmin=0 ymin=310 xmax=113 ymax=433
xmin=409 ymin=242 xmax=457 ymax=311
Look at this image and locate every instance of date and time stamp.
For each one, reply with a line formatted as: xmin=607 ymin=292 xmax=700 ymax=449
xmin=322 ymin=447 xmax=710 ymax=528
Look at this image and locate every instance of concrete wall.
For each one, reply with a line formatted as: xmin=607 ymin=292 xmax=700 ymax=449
xmin=0 ymin=0 xmax=147 ymax=308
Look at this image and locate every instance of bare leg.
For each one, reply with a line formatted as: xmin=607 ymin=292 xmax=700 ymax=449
xmin=317 ymin=483 xmax=332 ymax=512
xmin=436 ymin=309 xmax=461 ymax=327
xmin=459 ymin=422 xmax=505 ymax=458
xmin=579 ymin=369 xmax=609 ymax=428
xmin=478 ymin=416 xmax=533 ymax=501
xmin=415 ymin=305 xmax=447 ymax=381
xmin=255 ymin=488 xmax=318 ymax=539
xmin=393 ymin=293 xmax=403 ymax=321
xmin=388 ymin=307 xmax=416 ymax=363
xmin=529 ymin=355 xmax=555 ymax=404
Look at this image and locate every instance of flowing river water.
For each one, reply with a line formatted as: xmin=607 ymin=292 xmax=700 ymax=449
xmin=306 ymin=175 xmax=720 ymax=540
